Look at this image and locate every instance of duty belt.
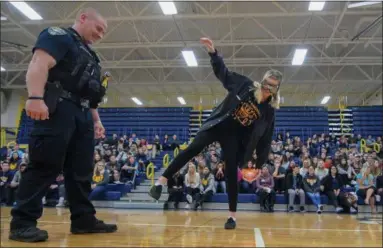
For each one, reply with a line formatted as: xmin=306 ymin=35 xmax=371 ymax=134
xmin=60 ymin=90 xmax=90 ymax=108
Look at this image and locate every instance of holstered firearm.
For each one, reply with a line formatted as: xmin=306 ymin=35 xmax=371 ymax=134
xmin=43 ymin=81 xmax=63 ymax=114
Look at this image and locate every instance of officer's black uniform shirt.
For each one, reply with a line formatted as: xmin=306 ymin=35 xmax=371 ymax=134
xmin=32 ymin=27 xmax=99 ymax=100
xmin=33 ymin=27 xmax=74 ymax=64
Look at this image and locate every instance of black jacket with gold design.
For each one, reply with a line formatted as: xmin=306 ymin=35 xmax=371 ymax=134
xmin=199 ymin=49 xmax=275 ymax=169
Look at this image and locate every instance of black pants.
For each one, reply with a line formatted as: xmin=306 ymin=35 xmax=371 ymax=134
xmin=274 ymin=177 xmax=285 ymax=192
xmin=195 ymin=190 xmax=214 ymax=205
xmin=257 ymin=189 xmax=276 ymax=208
xmin=10 ymin=100 xmax=96 ymax=230
xmin=338 ymin=174 xmax=350 ymax=186
xmin=162 ymin=118 xmax=244 ymax=212
xmin=6 ymin=187 xmax=18 ymax=206
xmin=167 ymin=188 xmax=183 ymax=204
xmin=186 ymin=187 xmax=201 ymax=202
xmin=326 ymin=191 xmax=352 ymax=209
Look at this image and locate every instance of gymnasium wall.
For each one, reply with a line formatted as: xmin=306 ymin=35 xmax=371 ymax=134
xmin=364 ymin=89 xmax=382 ymax=106
xmin=0 ymin=89 xmax=25 ymax=128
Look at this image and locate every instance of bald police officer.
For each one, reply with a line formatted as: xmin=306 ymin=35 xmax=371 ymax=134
xmin=9 ymin=8 xmax=117 ymax=242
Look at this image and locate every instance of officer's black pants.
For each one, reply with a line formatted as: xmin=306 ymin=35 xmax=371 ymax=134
xmin=162 ymin=118 xmax=244 ymax=212
xmin=10 ymin=100 xmax=96 ymax=230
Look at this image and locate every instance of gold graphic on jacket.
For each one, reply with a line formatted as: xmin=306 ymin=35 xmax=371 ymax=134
xmin=233 ymin=101 xmax=261 ymax=126
xmin=201 ymin=178 xmax=208 ymax=187
xmin=306 ymin=178 xmax=317 ymax=185
xmin=10 ymin=163 xmax=17 ymax=171
xmin=92 ymin=174 xmax=104 ymax=183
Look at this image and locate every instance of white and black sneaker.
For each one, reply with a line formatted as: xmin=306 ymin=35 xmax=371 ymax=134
xmin=224 ymin=217 xmax=236 ymax=230
xmin=317 ymin=205 xmax=323 ymax=214
xmin=148 ymin=185 xmax=162 ymax=200
xmin=336 ymin=207 xmax=343 ymax=213
xmin=186 ymin=194 xmax=193 ymax=204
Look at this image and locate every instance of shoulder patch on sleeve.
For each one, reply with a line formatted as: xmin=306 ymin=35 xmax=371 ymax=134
xmin=47 ymin=27 xmax=67 ymax=36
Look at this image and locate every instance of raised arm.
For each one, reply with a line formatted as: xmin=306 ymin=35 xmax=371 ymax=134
xmin=200 ymin=37 xmax=238 ymax=92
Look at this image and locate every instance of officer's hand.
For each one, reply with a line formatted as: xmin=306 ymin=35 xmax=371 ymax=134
xmin=94 ymin=121 xmax=105 ymax=139
xmin=200 ymin=37 xmax=215 ymax=53
xmin=25 ymin=99 xmax=49 ymax=120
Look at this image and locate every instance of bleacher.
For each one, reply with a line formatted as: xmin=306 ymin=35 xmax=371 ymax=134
xmin=350 ymin=106 xmax=383 ymax=137
xmin=14 ymin=105 xmax=382 ymax=211
xmin=274 ymin=106 xmax=329 ymax=140
xmin=16 ymin=107 xmax=192 ymax=144
xmin=101 ymin=150 xmax=168 ymax=201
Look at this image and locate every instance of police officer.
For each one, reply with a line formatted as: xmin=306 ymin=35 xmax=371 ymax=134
xmin=9 ymin=8 xmax=117 ymax=242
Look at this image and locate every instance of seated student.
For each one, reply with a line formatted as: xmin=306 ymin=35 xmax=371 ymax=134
xmin=375 ymin=173 xmax=383 ymax=203
xmin=0 ymin=161 xmax=14 ymax=205
xmin=256 ymin=166 xmax=276 ymax=212
xmin=120 ymin=156 xmax=138 ymax=184
xmin=195 ymin=167 xmax=216 ymax=210
xmin=7 ymin=162 xmax=27 ymax=206
xmin=9 ymin=152 xmax=21 ymax=172
xmin=315 ymin=159 xmax=328 ymax=181
xmin=241 ymin=161 xmax=260 ymax=193
xmin=110 ymin=169 xmax=122 ymax=184
xmin=285 ymin=164 xmax=305 ymax=212
xmin=213 ymin=162 xmax=226 ymax=193
xmin=272 ymin=159 xmax=286 ymax=193
xmin=303 ymin=166 xmax=324 ymax=214
xmin=337 ymin=157 xmax=353 ymax=185
xmin=42 ymin=181 xmax=60 ymax=207
xmin=164 ymin=170 xmax=184 ymax=210
xmin=56 ymin=174 xmax=67 ymax=207
xmin=355 ymin=166 xmax=376 ymax=214
xmin=89 ymin=161 xmax=110 ymax=200
xmin=184 ymin=162 xmax=201 ymax=205
xmin=320 ymin=166 xmax=357 ymax=214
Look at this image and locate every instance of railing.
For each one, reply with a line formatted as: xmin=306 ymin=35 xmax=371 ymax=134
xmin=338 ymin=96 xmax=352 ymax=135
xmin=360 ymin=139 xmax=381 ymax=153
xmin=146 ymin=162 xmax=155 ymax=186
xmin=162 ymin=154 xmax=170 ymax=168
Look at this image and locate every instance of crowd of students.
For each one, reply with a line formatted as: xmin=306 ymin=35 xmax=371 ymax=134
xmin=162 ymin=133 xmax=382 ymax=213
xmin=1 ymin=132 xmax=382 ymax=215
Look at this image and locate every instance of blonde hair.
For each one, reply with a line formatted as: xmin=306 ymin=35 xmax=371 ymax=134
xmin=187 ymin=163 xmax=197 ymax=184
xmin=94 ymin=161 xmax=105 ymax=176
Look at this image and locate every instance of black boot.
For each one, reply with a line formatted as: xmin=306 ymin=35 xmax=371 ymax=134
xmin=148 ymin=185 xmax=163 ymax=200
xmin=224 ymin=217 xmax=236 ymax=229
xmin=71 ymin=219 xmax=117 ymax=234
xmin=9 ymin=227 xmax=48 ymax=242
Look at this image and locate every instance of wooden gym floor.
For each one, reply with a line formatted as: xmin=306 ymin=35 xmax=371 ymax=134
xmin=0 ymin=207 xmax=382 ymax=247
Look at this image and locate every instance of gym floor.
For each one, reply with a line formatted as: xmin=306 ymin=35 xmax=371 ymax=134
xmin=1 ymin=207 xmax=382 ymax=247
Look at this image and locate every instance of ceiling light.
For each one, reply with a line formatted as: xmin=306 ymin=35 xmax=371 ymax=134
xmin=348 ymin=1 xmax=381 ymax=8
xmin=158 ymin=1 xmax=177 ymax=15
xmin=0 ymin=16 xmax=7 ymax=21
xmin=1 ymin=66 xmax=5 ymax=72
xmin=8 ymin=1 xmax=43 ymax=20
xmin=308 ymin=1 xmax=326 ymax=11
xmin=321 ymin=96 xmax=331 ymax=104
xmin=292 ymin=48 xmax=308 ymax=65
xmin=177 ymin=97 xmax=186 ymax=105
xmin=182 ymin=50 xmax=198 ymax=67
xmin=131 ymin=97 xmax=143 ymax=106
